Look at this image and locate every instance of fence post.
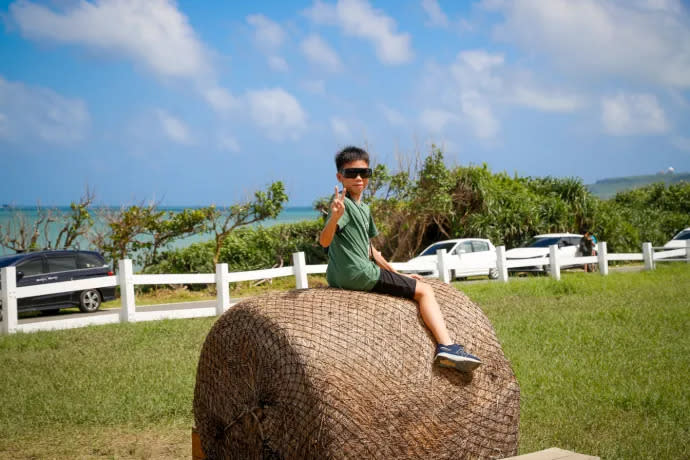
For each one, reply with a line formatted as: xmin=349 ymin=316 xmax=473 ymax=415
xmin=642 ymin=242 xmax=655 ymax=271
xmin=118 ymin=259 xmax=136 ymax=323
xmin=0 ymin=266 xmax=18 ymax=335
xmin=597 ymin=242 xmax=609 ymax=276
xmin=549 ymin=244 xmax=561 ymax=281
xmin=215 ymin=263 xmax=230 ymax=315
xmin=293 ymin=252 xmax=308 ymax=289
xmin=496 ymin=245 xmax=509 ymax=283
xmin=437 ymin=249 xmax=451 ymax=284
xmin=686 ymin=240 xmax=690 ymax=264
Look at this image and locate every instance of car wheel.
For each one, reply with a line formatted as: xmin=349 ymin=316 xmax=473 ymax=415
xmin=489 ymin=268 xmax=499 ymax=280
xmin=79 ymin=289 xmax=102 ymax=313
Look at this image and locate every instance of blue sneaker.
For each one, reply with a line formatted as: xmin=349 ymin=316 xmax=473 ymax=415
xmin=435 ymin=344 xmax=482 ymax=372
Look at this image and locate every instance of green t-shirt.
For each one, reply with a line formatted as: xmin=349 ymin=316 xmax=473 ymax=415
xmin=326 ymin=196 xmax=381 ymax=291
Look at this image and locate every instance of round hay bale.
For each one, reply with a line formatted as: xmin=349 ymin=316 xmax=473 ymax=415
xmin=193 ymin=279 xmax=519 ymax=459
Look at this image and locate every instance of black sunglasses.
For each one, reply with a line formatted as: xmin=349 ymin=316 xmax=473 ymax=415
xmin=340 ymin=167 xmax=373 ymax=179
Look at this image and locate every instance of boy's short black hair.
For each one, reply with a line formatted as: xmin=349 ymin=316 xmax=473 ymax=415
xmin=335 ymin=146 xmax=369 ymax=171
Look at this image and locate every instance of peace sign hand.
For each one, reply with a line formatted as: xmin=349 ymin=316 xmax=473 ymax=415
xmin=331 ymin=186 xmax=346 ymax=219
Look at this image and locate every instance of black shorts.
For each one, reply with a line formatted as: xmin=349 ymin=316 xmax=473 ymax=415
xmin=371 ymin=269 xmax=417 ymax=300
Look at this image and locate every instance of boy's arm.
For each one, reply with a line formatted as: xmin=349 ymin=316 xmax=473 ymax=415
xmin=319 ymin=187 xmax=346 ymax=248
xmin=371 ymin=244 xmax=422 ymax=280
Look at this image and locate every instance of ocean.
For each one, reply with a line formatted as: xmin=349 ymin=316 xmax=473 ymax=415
xmin=0 ymin=205 xmax=320 ymax=256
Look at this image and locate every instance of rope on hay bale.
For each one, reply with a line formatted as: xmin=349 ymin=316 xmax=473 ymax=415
xmin=193 ymin=279 xmax=519 ymax=459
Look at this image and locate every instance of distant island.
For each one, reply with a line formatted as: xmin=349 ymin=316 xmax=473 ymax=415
xmin=587 ymin=171 xmax=690 ymax=199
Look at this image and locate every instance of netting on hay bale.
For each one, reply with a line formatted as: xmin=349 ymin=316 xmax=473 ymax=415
xmin=193 ymin=279 xmax=519 ymax=459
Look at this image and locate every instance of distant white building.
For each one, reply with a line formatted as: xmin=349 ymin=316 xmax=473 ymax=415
xmin=668 ymin=166 xmax=675 ymax=174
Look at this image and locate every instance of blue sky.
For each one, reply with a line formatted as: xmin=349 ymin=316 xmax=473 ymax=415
xmin=1 ymin=0 xmax=689 ymax=206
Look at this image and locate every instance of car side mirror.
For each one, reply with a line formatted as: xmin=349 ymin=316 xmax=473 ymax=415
xmin=558 ymin=241 xmax=565 ymax=248
xmin=16 ymin=271 xmax=24 ymax=281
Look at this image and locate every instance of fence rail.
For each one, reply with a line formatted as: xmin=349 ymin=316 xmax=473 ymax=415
xmin=2 ymin=240 xmax=688 ymax=335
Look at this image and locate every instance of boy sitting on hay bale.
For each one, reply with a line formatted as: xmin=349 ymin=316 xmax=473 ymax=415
xmin=319 ymin=146 xmax=482 ymax=372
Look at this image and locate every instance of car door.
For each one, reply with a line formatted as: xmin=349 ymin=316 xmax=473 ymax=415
xmin=44 ymin=253 xmax=79 ymax=305
xmin=470 ymin=240 xmax=496 ymax=275
xmin=15 ymin=255 xmax=49 ymax=311
xmin=452 ymin=241 xmax=476 ymax=276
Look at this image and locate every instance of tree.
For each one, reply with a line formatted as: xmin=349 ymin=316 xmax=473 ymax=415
xmin=206 ymin=181 xmax=288 ymax=265
xmin=0 ymin=188 xmax=95 ymax=253
xmin=95 ymin=203 xmax=213 ymax=271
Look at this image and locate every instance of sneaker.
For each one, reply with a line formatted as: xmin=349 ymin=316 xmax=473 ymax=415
xmin=435 ymin=344 xmax=482 ymax=372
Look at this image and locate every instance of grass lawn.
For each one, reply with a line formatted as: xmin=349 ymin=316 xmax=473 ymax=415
xmin=1 ymin=264 xmax=688 ymax=458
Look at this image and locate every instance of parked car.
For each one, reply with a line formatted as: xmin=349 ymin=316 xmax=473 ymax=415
xmin=402 ymin=238 xmax=498 ymax=280
xmin=506 ymin=233 xmax=583 ymax=273
xmin=663 ymin=227 xmax=690 ymax=249
xmin=0 ymin=250 xmax=115 ymax=316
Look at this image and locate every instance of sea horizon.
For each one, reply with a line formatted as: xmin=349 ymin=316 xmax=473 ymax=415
xmin=0 ymin=205 xmax=321 ymax=257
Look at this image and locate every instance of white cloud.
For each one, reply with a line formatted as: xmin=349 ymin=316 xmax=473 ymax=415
xmin=486 ymin=0 xmax=690 ymax=87
xmin=202 ymin=86 xmax=240 ymax=112
xmin=601 ymin=92 xmax=668 ymax=135
xmin=421 ymin=0 xmax=448 ymax=27
xmin=512 ymin=86 xmax=582 ymax=112
xmin=156 ymin=109 xmax=192 ymax=144
xmin=378 ymin=104 xmax=406 ymax=125
xmin=218 ymin=133 xmax=240 ymax=153
xmin=10 ymin=0 xmax=210 ymax=79
xmin=301 ymin=79 xmax=326 ymax=95
xmin=9 ymin=0 xmax=237 ymax=112
xmin=0 ymin=76 xmax=89 ymax=145
xmin=460 ymin=91 xmax=499 ymax=139
xmin=417 ymin=48 xmax=585 ymax=141
xmin=246 ymin=88 xmax=308 ymax=141
xmin=419 ymin=108 xmax=460 ymax=134
xmin=246 ymin=14 xmax=286 ymax=50
xmin=267 ymin=55 xmax=289 ymax=72
xmin=301 ymin=34 xmax=342 ymax=72
xmin=305 ymin=0 xmax=413 ymax=65
xmin=331 ymin=117 xmax=351 ymax=138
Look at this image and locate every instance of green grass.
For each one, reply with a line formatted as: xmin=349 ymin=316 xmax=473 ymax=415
xmin=458 ymin=264 xmax=690 ymax=459
xmin=2 ymin=265 xmax=688 ymax=458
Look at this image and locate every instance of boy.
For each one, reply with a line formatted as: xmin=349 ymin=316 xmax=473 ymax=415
xmin=319 ymin=146 xmax=482 ymax=373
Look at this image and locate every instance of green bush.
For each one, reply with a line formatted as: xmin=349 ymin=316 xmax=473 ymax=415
xmin=151 ymin=220 xmax=326 ymax=274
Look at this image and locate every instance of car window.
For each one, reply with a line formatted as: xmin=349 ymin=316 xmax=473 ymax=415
xmin=16 ymin=257 xmax=44 ymax=276
xmin=523 ymin=237 xmax=560 ymax=248
xmin=471 ymin=241 xmax=489 ymax=252
xmin=78 ymin=253 xmax=105 ymax=269
xmin=420 ymin=242 xmax=457 ymax=256
xmin=569 ymin=237 xmax=582 ymax=246
xmin=454 ymin=241 xmax=473 ymax=254
xmin=673 ymin=230 xmax=690 ymax=241
xmin=46 ymin=255 xmax=78 ymax=273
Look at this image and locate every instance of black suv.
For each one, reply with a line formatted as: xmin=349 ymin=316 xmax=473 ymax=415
xmin=0 ymin=250 xmax=116 ymax=315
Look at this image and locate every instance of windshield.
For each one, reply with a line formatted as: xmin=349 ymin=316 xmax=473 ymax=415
xmin=420 ymin=242 xmax=457 ymax=256
xmin=673 ymin=230 xmax=690 ymax=241
xmin=522 ymin=237 xmax=561 ymax=248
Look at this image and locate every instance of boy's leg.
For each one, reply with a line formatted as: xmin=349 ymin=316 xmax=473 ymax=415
xmin=371 ymin=270 xmax=482 ymax=372
xmin=414 ymin=281 xmax=481 ymax=372
xmin=414 ymin=281 xmax=452 ymax=346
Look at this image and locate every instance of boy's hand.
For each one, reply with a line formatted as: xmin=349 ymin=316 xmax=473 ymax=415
xmin=330 ymin=186 xmax=345 ymax=219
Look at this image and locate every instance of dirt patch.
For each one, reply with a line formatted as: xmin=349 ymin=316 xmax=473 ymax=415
xmin=0 ymin=426 xmax=190 ymax=459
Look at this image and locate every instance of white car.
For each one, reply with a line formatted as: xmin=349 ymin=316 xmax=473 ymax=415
xmin=663 ymin=227 xmax=690 ymax=249
xmin=402 ymin=238 xmax=498 ymax=280
xmin=506 ymin=233 xmax=583 ymax=273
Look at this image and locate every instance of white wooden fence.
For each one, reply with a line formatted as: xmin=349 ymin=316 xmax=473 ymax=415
xmin=1 ymin=241 xmax=688 ymax=335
